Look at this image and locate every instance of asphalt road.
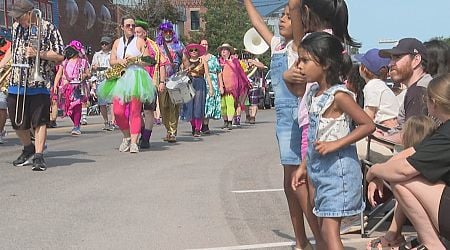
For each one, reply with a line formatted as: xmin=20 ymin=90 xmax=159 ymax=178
xmin=0 ymin=109 xmax=401 ymax=249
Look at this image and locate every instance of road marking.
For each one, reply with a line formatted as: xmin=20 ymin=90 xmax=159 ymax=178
xmin=231 ymin=188 xmax=283 ymax=194
xmin=186 ymin=238 xmax=371 ymax=250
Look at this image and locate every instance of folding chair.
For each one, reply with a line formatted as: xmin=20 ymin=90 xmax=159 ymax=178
xmin=360 ymin=133 xmax=398 ymax=238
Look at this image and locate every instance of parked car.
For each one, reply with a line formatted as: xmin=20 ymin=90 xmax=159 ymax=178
xmin=264 ymin=70 xmax=275 ymax=108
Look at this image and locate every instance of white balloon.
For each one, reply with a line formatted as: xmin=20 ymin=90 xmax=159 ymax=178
xmin=84 ymin=1 xmax=96 ymax=30
xmin=66 ymin=0 xmax=78 ymax=26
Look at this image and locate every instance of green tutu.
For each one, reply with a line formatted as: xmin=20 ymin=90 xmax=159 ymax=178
xmin=98 ymin=65 xmax=156 ymax=103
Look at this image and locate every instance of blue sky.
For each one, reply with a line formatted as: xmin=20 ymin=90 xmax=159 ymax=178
xmin=346 ymin=0 xmax=450 ymax=53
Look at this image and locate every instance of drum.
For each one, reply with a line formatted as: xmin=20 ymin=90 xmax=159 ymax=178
xmin=165 ymin=71 xmax=195 ymax=104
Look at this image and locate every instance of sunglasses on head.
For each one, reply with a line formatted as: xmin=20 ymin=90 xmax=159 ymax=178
xmin=124 ymin=23 xmax=136 ymax=28
xmin=189 ymin=48 xmax=198 ymax=52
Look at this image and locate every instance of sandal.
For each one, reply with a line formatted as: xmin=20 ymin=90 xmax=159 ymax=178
xmin=367 ymin=235 xmax=406 ymax=249
xmin=295 ymin=241 xmax=313 ymax=250
xmin=398 ymin=237 xmax=421 ymax=250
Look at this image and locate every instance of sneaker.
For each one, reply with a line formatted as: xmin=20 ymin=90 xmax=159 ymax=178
xmin=47 ymin=120 xmax=57 ymax=128
xmin=129 ymin=143 xmax=139 ymax=153
xmin=81 ymin=119 xmax=88 ymax=125
xmin=201 ymin=125 xmax=210 ymax=134
xmin=13 ymin=149 xmax=35 ymax=167
xmin=71 ymin=127 xmax=81 ymax=136
xmin=167 ymin=134 xmax=176 ymax=143
xmin=249 ymin=117 xmax=256 ymax=124
xmin=139 ymin=138 xmax=150 ymax=149
xmin=119 ymin=138 xmax=131 ymax=152
xmin=102 ymin=122 xmax=113 ymax=131
xmin=32 ymin=156 xmax=47 ymax=171
xmin=193 ymin=130 xmax=201 ymax=137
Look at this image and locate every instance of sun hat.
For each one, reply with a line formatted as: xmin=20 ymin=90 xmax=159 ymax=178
xmin=185 ymin=43 xmax=206 ymax=57
xmin=217 ymin=43 xmax=234 ymax=53
xmin=355 ymin=49 xmax=390 ymax=76
xmin=7 ymin=0 xmax=34 ymax=19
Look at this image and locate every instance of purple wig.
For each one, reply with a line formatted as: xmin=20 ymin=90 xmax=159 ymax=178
xmin=156 ymin=21 xmax=179 ymax=45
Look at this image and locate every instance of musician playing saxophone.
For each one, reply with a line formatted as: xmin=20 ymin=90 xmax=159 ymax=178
xmin=0 ymin=0 xmax=64 ymax=171
xmin=97 ymin=15 xmax=156 ymax=154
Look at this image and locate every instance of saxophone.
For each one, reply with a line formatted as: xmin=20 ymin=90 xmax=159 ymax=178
xmin=0 ymin=60 xmax=11 ymax=94
xmin=104 ymin=56 xmax=156 ymax=80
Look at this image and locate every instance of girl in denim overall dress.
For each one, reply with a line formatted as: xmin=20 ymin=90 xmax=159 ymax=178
xmin=292 ymin=32 xmax=375 ymax=249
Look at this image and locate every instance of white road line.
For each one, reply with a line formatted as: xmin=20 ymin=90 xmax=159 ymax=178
xmin=231 ymin=188 xmax=283 ymax=194
xmin=186 ymin=237 xmax=371 ymax=250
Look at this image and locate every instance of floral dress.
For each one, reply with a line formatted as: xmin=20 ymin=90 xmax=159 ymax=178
xmin=204 ymin=54 xmax=222 ymax=119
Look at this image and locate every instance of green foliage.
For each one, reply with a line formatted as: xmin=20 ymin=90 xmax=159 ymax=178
xmin=202 ymin=0 xmax=252 ymax=55
xmin=128 ymin=0 xmax=178 ymax=37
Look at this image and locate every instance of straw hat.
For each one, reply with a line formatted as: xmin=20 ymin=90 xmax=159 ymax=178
xmin=217 ymin=43 xmax=234 ymax=53
xmin=185 ymin=43 xmax=206 ymax=57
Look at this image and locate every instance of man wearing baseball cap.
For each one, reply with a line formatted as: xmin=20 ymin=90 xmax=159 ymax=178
xmin=379 ymin=38 xmax=432 ymax=127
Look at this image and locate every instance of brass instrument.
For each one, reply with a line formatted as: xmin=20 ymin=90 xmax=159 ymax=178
xmin=0 ymin=60 xmax=11 ymax=94
xmin=104 ymin=55 xmax=155 ymax=80
xmin=11 ymin=8 xmax=44 ymax=126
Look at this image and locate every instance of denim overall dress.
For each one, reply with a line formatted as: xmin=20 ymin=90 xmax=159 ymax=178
xmin=270 ymin=52 xmax=302 ymax=165
xmin=306 ymin=84 xmax=364 ymax=217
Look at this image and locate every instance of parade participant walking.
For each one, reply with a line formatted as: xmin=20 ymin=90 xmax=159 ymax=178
xmin=218 ymin=43 xmax=249 ymax=130
xmin=91 ymin=36 xmax=114 ymax=131
xmin=98 ymin=16 xmax=156 ymax=153
xmin=200 ymin=39 xmax=222 ymax=134
xmin=0 ymin=0 xmax=64 ymax=170
xmin=0 ymin=36 xmax=11 ymax=144
xmin=134 ymin=18 xmax=167 ymax=148
xmin=54 ymin=40 xmax=90 ymax=136
xmin=156 ymin=21 xmax=184 ymax=143
xmin=291 ymin=32 xmax=375 ymax=250
xmin=183 ymin=43 xmax=213 ymax=137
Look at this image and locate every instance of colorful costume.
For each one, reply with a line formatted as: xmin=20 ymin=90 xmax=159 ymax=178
xmin=204 ymin=55 xmax=222 ymax=120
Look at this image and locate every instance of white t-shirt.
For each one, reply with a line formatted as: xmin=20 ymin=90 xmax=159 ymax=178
xmin=270 ymin=36 xmax=298 ymax=68
xmin=363 ymin=78 xmax=400 ymax=123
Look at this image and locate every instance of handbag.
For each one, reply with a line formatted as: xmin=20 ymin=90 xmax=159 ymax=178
xmin=165 ymin=71 xmax=195 ymax=104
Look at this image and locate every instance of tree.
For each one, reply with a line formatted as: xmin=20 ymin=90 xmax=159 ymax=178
xmin=201 ymin=0 xmax=252 ymax=55
xmin=127 ymin=0 xmax=179 ymax=36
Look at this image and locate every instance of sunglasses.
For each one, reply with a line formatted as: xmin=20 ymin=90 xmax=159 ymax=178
xmin=189 ymin=48 xmax=198 ymax=52
xmin=201 ymin=43 xmax=208 ymax=46
xmin=124 ymin=23 xmax=136 ymax=28
xmin=100 ymin=42 xmax=109 ymax=46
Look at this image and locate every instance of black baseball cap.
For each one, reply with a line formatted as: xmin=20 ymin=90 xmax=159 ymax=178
xmin=379 ymin=38 xmax=427 ymax=61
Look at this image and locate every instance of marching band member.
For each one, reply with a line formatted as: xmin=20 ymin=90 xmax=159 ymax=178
xmin=53 ymin=40 xmax=90 ymax=136
xmin=134 ymin=18 xmax=168 ymax=149
xmin=0 ymin=0 xmax=64 ymax=171
xmin=91 ymin=36 xmax=115 ymax=131
xmin=156 ymin=21 xmax=185 ymax=143
xmin=98 ymin=16 xmax=156 ymax=153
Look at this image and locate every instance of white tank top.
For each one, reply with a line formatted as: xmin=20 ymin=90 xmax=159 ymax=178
xmin=117 ymin=36 xmax=141 ymax=59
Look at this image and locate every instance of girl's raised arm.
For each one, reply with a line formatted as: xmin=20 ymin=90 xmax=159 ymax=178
xmin=243 ymin=0 xmax=273 ymax=45
xmin=289 ymin=0 xmax=305 ymax=49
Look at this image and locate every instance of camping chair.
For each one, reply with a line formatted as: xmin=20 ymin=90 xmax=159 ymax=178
xmin=360 ymin=133 xmax=398 ymax=238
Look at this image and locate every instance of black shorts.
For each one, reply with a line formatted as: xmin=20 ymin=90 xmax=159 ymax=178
xmin=143 ymin=98 xmax=157 ymax=111
xmin=7 ymin=94 xmax=50 ymax=130
xmin=439 ymin=185 xmax=450 ymax=240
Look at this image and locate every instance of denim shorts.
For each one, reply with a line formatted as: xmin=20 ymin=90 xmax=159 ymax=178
xmin=275 ymin=100 xmax=302 ymax=165
xmin=308 ymin=144 xmax=365 ymax=217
